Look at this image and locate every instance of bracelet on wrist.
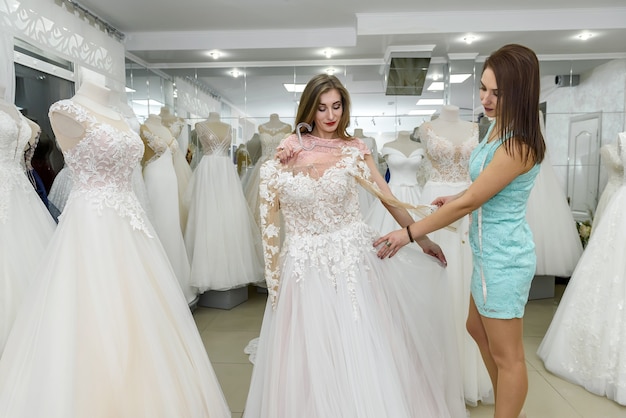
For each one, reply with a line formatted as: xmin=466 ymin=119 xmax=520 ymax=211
xmin=406 ymin=225 xmax=415 ymax=243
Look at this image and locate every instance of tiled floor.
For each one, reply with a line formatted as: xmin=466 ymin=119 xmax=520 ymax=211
xmin=194 ymin=284 xmax=626 ymax=418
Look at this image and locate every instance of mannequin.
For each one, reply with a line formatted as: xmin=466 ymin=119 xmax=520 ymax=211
xmin=236 ymin=143 xmax=252 ymax=177
xmin=419 ymin=105 xmax=475 ymax=147
xmin=159 ymin=106 xmax=186 ymax=149
xmin=258 ymin=113 xmax=291 ymax=135
xmin=50 ymin=81 xmax=126 ymax=151
xmin=246 ymin=133 xmax=262 ymax=165
xmin=410 ymin=126 xmax=421 ymax=143
xmin=195 ymin=112 xmax=231 ymax=140
xmin=384 ymin=130 xmax=422 ymax=157
xmin=0 ymin=85 xmax=21 ymax=125
xmin=141 ymin=114 xmax=172 ymax=165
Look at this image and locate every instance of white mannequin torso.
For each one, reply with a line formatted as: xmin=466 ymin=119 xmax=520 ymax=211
xmin=196 ymin=112 xmax=231 ymax=139
xmin=259 ymin=113 xmax=291 ymax=135
xmin=384 ymin=131 xmax=422 ymax=157
xmin=419 ymin=105 xmax=475 ymax=147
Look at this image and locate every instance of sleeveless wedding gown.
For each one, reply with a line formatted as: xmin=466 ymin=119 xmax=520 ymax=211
xmin=538 ymin=132 xmax=626 ymax=406
xmin=0 ymin=100 xmax=231 ymax=418
xmin=185 ymin=122 xmax=263 ymax=292
xmin=0 ymin=110 xmax=56 ymax=354
xmin=244 ymin=134 xmax=465 ymax=418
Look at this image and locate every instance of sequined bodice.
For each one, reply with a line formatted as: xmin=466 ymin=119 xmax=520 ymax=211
xmin=49 ymin=100 xmax=149 ymax=234
xmin=381 ymin=146 xmax=425 ymax=186
xmin=260 ymin=132 xmax=287 ymax=159
xmin=195 ymin=122 xmax=231 ymax=157
xmin=424 ymin=125 xmax=478 ymax=183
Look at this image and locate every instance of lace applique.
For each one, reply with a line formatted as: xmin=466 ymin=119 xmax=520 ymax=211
xmin=140 ymin=125 xmax=170 ymax=165
xmin=50 ymin=100 xmax=151 ymax=237
xmin=424 ymin=123 xmax=478 ymax=183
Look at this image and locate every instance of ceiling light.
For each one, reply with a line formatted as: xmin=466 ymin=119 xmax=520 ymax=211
xmin=431 ymin=74 xmax=440 ymax=81
xmin=450 ymin=74 xmax=471 ymax=83
xmin=427 ymin=82 xmax=444 ymax=91
xmin=463 ymin=35 xmax=477 ymax=44
xmin=230 ymin=69 xmax=243 ymax=78
xmin=577 ymin=32 xmax=593 ymax=41
xmin=283 ymin=83 xmax=306 ymax=93
xmin=416 ymin=99 xmax=444 ymax=106
xmin=408 ymin=109 xmax=437 ymax=116
xmin=325 ymin=67 xmax=337 ymax=75
xmin=322 ymin=48 xmax=335 ymax=59
xmin=208 ymin=50 xmax=221 ymax=59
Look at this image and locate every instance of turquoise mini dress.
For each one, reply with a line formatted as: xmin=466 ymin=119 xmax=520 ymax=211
xmin=468 ymin=125 xmax=539 ymax=319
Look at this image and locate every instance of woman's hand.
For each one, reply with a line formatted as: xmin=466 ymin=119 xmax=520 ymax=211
xmin=373 ymin=229 xmax=410 ymax=259
xmin=374 ymin=230 xmax=447 ymax=266
xmin=431 ymin=193 xmax=458 ymax=208
xmin=275 ymin=143 xmax=301 ymax=164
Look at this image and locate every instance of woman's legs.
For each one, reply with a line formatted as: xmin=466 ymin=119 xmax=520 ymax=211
xmin=467 ymin=297 xmax=527 ymax=418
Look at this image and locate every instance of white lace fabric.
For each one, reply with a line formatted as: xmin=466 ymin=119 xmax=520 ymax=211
xmin=139 ymin=125 xmax=171 ymax=165
xmin=0 ymin=111 xmax=33 ymax=222
xmin=259 ymin=135 xmax=440 ymax=309
xmin=423 ymin=123 xmax=479 ymax=183
xmin=50 ymin=100 xmax=151 ymax=236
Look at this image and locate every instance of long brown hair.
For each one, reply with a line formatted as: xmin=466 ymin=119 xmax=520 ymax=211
xmin=484 ymin=44 xmax=545 ymax=164
xmin=294 ymin=74 xmax=352 ymax=140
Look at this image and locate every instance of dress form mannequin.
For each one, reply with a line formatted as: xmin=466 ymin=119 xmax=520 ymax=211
xmin=259 ymin=113 xmax=291 ymax=135
xmin=196 ymin=112 xmax=230 ymax=139
xmin=50 ymin=81 xmax=127 ymax=152
xmin=419 ymin=105 xmax=475 ymax=147
xmin=246 ymin=133 xmax=262 ymax=165
xmin=141 ymin=115 xmax=173 ymax=164
xmin=159 ymin=106 xmax=186 ymax=148
xmin=0 ymin=86 xmax=21 ymax=125
xmin=384 ymin=130 xmax=422 ymax=157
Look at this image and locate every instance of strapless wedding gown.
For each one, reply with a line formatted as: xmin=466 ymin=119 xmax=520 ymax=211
xmin=0 ymin=100 xmax=231 ymax=418
xmin=364 ymin=146 xmax=425 ymax=234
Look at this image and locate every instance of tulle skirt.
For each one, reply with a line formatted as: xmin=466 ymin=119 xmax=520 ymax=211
xmin=364 ymin=182 xmax=422 ymax=234
xmin=185 ymin=154 xmax=263 ymax=292
xmin=143 ymin=149 xmax=196 ymax=304
xmin=0 ymin=194 xmax=231 ymax=418
xmin=420 ymin=180 xmax=494 ymax=406
xmin=0 ymin=180 xmax=56 ymax=354
xmin=526 ymin=158 xmax=582 ymax=276
xmin=538 ymin=184 xmax=626 ymax=405
xmin=244 ymin=222 xmax=466 ymax=418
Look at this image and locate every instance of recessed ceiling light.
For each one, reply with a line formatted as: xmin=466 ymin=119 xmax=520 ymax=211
xmin=408 ymin=109 xmax=437 ymax=116
xmin=577 ymin=32 xmax=593 ymax=41
xmin=322 ymin=48 xmax=335 ymax=59
xmin=207 ymin=50 xmax=221 ymax=59
xmin=463 ymin=35 xmax=477 ymax=44
xmin=427 ymin=82 xmax=444 ymax=91
xmin=416 ymin=99 xmax=444 ymax=106
xmin=450 ymin=74 xmax=471 ymax=83
xmin=283 ymin=83 xmax=306 ymax=93
xmin=325 ymin=67 xmax=337 ymax=75
xmin=230 ymin=69 xmax=243 ymax=78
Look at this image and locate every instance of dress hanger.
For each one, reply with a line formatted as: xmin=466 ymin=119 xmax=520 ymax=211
xmin=296 ymin=122 xmax=341 ymax=151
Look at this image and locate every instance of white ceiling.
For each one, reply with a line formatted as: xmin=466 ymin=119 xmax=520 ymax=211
xmin=77 ymin=0 xmax=626 ymax=125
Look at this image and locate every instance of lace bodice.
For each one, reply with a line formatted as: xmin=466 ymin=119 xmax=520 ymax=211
xmin=49 ymin=100 xmax=150 ymax=235
xmin=381 ymin=146 xmax=425 ymax=186
xmin=195 ymin=122 xmax=231 ymax=157
xmin=259 ymin=132 xmax=287 ymax=159
xmin=140 ymin=125 xmax=172 ymax=164
xmin=0 ymin=110 xmax=33 ymax=221
xmin=424 ymin=124 xmax=478 ymax=183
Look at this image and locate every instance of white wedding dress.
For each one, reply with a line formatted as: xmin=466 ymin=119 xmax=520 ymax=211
xmin=0 ymin=100 xmax=231 ymax=418
xmin=364 ymin=145 xmax=425 ymax=234
xmin=418 ymin=123 xmax=494 ymax=406
xmin=593 ymin=142 xmax=624 ymax=231
xmin=0 ymin=110 xmax=56 ymax=354
xmin=244 ymin=134 xmax=465 ymax=418
xmin=537 ymin=132 xmax=626 ymax=406
xmin=525 ymin=153 xmax=583 ymax=276
xmin=185 ymin=122 xmax=263 ymax=292
xmin=140 ymin=124 xmax=196 ymax=304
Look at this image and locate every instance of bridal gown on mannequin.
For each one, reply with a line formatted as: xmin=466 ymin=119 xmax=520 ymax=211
xmin=364 ymin=145 xmax=425 ymax=234
xmin=140 ymin=118 xmax=196 ymax=304
xmin=0 ymin=109 xmax=56 ymax=354
xmin=185 ymin=120 xmax=263 ymax=292
xmin=525 ymin=152 xmax=582 ymax=276
xmin=0 ymin=99 xmax=231 ymax=418
xmin=244 ymin=134 xmax=465 ymax=418
xmin=418 ymin=118 xmax=493 ymax=406
xmin=537 ymin=132 xmax=626 ymax=406
xmin=593 ymin=141 xmax=624 ymax=231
